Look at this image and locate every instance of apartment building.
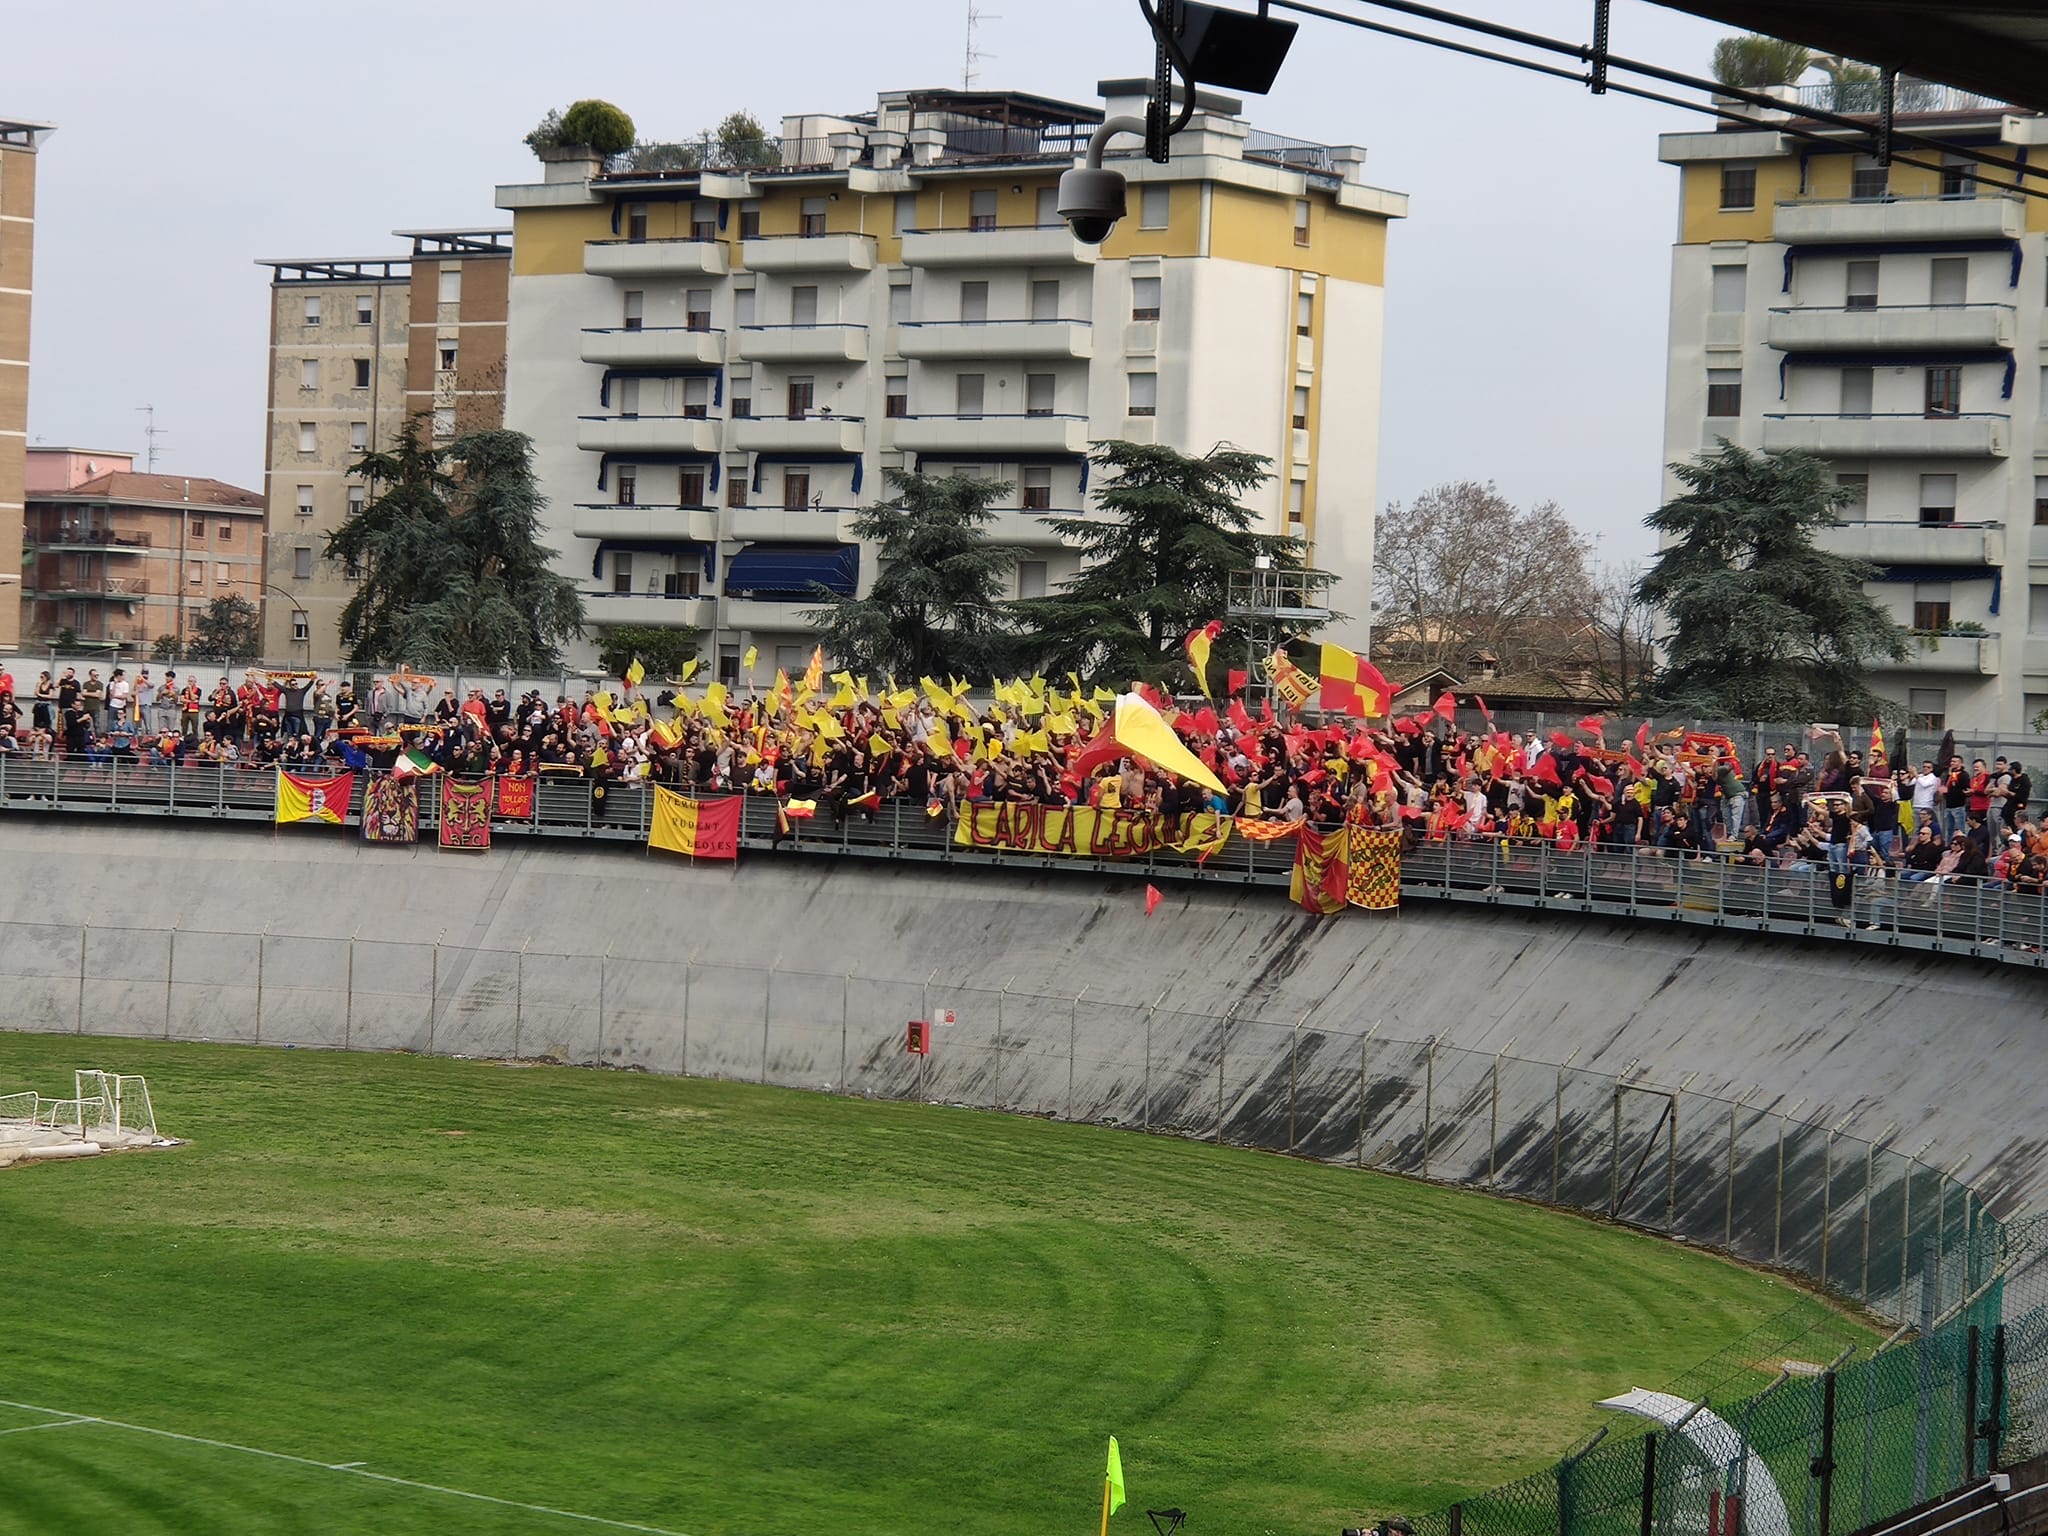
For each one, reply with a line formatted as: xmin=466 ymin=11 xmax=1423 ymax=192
xmin=496 ymin=83 xmax=1404 ymax=683
xmin=22 ymin=447 xmax=264 ymax=650
xmin=1659 ymin=85 xmax=2048 ymax=735
xmin=256 ymin=230 xmax=510 ymax=663
xmin=1 ymin=118 xmax=55 ymax=650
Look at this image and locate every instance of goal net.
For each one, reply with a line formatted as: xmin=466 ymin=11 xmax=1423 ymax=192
xmin=0 ymin=1069 xmax=160 ymax=1159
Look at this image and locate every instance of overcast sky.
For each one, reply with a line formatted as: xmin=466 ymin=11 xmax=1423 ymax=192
xmin=5 ymin=0 xmax=1726 ymax=564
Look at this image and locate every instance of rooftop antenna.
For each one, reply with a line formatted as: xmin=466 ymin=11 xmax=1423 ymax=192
xmin=135 ymin=404 xmax=168 ymax=473
xmin=964 ymin=0 xmax=997 ymax=88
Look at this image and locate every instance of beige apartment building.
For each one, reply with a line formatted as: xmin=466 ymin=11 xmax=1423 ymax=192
xmin=256 ymin=230 xmax=510 ymax=663
xmin=1 ymin=117 xmax=56 ymax=650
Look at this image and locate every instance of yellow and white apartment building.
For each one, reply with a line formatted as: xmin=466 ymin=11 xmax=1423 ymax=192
xmin=496 ymin=83 xmax=1405 ymax=683
xmin=1 ymin=117 xmax=55 ymax=651
xmin=1661 ymin=85 xmax=2048 ymax=735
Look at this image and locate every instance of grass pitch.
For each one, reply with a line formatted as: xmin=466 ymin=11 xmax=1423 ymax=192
xmin=0 ymin=1035 xmax=1836 ymax=1536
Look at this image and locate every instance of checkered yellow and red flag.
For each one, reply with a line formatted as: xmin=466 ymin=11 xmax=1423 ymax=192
xmin=1347 ymin=827 xmax=1403 ymax=911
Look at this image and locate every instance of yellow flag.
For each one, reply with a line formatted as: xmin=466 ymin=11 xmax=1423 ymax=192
xmin=922 ymin=676 xmax=952 ymax=710
xmin=1105 ymin=1436 xmax=1125 ymax=1519
xmin=679 ymin=658 xmax=700 ymax=683
xmin=624 ymin=658 xmax=645 ymax=690
xmin=830 ymin=670 xmax=855 ymax=689
xmin=927 ymin=718 xmax=952 ymax=758
xmin=830 ymin=680 xmax=856 ymax=709
xmin=1113 ymin=694 xmax=1224 ymax=795
xmin=742 ymin=645 xmax=758 ymax=671
xmin=804 ymin=645 xmax=825 ymax=693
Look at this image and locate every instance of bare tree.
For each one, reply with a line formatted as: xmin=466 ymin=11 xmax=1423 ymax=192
xmin=1371 ymin=481 xmax=1595 ymax=677
xmin=1568 ymin=563 xmax=1664 ymax=709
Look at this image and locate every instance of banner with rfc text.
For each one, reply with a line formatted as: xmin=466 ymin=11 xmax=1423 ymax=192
xmin=954 ymin=804 xmax=1232 ymax=861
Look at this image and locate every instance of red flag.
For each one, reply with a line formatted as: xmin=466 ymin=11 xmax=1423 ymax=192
xmin=1577 ymin=714 xmax=1607 ymax=738
xmin=1624 ymin=752 xmax=1645 ymax=776
xmin=1474 ymin=696 xmax=1493 ymax=724
xmin=1317 ymin=643 xmax=1392 ymax=718
xmin=1432 ymin=691 xmax=1458 ymax=721
xmin=1227 ymin=698 xmax=1254 ymax=734
xmin=1226 ymin=669 xmax=1248 ymax=698
xmin=1144 ymin=883 xmax=1163 ymax=916
xmin=1635 ymin=719 xmax=1652 ymax=751
xmin=1192 ymin=706 xmax=1220 ymax=736
xmin=1531 ymin=753 xmax=1564 ymax=789
xmin=1586 ymin=774 xmax=1614 ymax=797
xmin=1393 ymin=716 xmax=1423 ymax=737
xmin=1549 ymin=730 xmax=1577 ymax=752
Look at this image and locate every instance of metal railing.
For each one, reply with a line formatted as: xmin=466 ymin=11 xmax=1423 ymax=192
xmin=0 ymin=759 xmax=2041 ymax=971
xmin=1790 ymin=79 xmax=2010 ymax=116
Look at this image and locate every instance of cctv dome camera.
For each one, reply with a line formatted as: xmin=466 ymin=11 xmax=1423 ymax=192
xmin=1057 ymin=165 xmax=1127 ymax=245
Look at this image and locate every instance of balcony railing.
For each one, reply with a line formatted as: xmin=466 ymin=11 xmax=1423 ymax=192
xmin=1788 ymin=79 xmax=2009 ymax=116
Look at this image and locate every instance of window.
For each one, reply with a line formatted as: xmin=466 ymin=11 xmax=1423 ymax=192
xmin=218 ymin=522 xmax=234 ymax=542
xmin=686 ymin=289 xmax=712 ymax=331
xmin=352 ymin=358 xmax=371 ymax=389
xmin=894 ymin=193 xmax=917 ymax=235
xmin=1292 ymin=384 xmax=1310 ymax=430
xmin=613 ymin=553 xmax=633 ymax=595
xmin=355 ymin=294 xmax=373 ymax=325
xmin=1128 ymin=371 xmax=1157 ymax=418
xmin=347 ymin=485 xmax=364 ymax=518
xmin=432 ymin=407 xmax=455 ymax=440
xmin=889 ymin=284 xmax=912 ymax=325
xmin=970 ymin=189 xmax=997 ymax=232
xmin=1942 ymin=161 xmax=1977 ymax=200
xmin=291 ymin=611 xmax=310 ymax=644
xmin=2032 ymin=586 xmax=2048 ymax=637
xmin=727 ymin=475 xmax=747 ymax=507
xmin=1851 ymin=159 xmax=1890 ymax=201
xmin=1833 ymin=471 xmax=1868 ymax=521
xmin=616 ymin=464 xmax=638 ymax=506
xmin=350 ymin=422 xmax=369 ymax=452
xmin=1913 ymin=583 xmax=1953 ymax=631
xmin=959 ymin=280 xmax=988 ymax=323
xmin=1840 ymin=367 xmax=1874 ymax=417
xmin=190 ymin=517 xmax=205 ymax=540
xmin=304 ymin=294 xmax=322 ymax=326
xmin=1018 ymin=560 xmax=1048 ymax=599
xmin=215 ymin=561 xmax=232 ymax=585
xmin=1919 ymin=473 xmax=1958 ymax=526
xmin=1925 ymin=366 xmax=1962 ymax=418
xmin=665 ymin=570 xmax=700 ymax=598
xmin=1022 ymin=466 xmax=1052 ymax=511
xmin=622 ymin=290 xmax=644 ymax=331
xmin=1845 ymin=260 xmax=1879 ymax=311
xmin=1140 ymin=185 xmax=1170 ymax=229
xmin=1031 ymin=279 xmax=1060 ymax=321
xmin=1908 ymin=688 xmax=1946 ymax=732
xmin=300 ymin=359 xmax=318 ymax=391
xmin=785 ymin=376 xmax=816 ymax=417
xmin=625 ymin=203 xmax=649 ymax=242
xmin=438 ymin=267 xmax=461 ymax=304
xmin=1296 ymin=291 xmax=1313 ymax=337
xmin=295 ymin=484 xmax=314 ymax=518
xmin=782 ymin=470 xmax=810 ymax=511
xmin=618 ymin=378 xmax=641 ymax=417
xmin=1131 ymin=275 xmax=1161 ymax=322
xmin=439 ymin=344 xmax=457 ymax=373
xmin=731 ymin=289 xmax=756 ymax=331
xmin=1720 ymin=165 xmax=1756 ymax=211
xmin=956 ymin=373 xmax=985 ymax=418
xmin=691 ymin=200 xmax=717 ymax=242
xmin=2037 ymin=475 xmax=2048 ymax=526
xmin=293 ymin=546 xmax=314 ymax=581
xmin=680 ymin=466 xmax=708 ymax=504
xmin=731 ymin=390 xmax=752 ymax=419
xmin=739 ymin=201 xmax=761 ymax=239
xmin=1706 ymin=369 xmax=1742 ymax=417
xmin=1036 ymin=186 xmax=1058 ymax=227
xmin=683 ymin=378 xmax=709 ymax=419
xmin=186 ymin=560 xmax=202 ymax=587
xmin=1930 ymin=257 xmax=1968 ymax=308
xmin=297 ymin=422 xmax=317 ymax=454
xmin=1710 ymin=264 xmax=1746 ymax=314
xmin=1025 ymin=373 xmax=1055 ymax=416
xmin=1293 ymin=198 xmax=1310 ymax=245
xmin=885 ymin=375 xmax=907 ymax=419
xmin=799 ymin=197 xmax=827 ymax=237
xmin=1288 ymin=479 xmax=1306 ymax=524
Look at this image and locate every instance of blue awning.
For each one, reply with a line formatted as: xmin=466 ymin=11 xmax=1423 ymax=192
xmin=595 ymin=452 xmax=721 ymax=493
xmin=590 ymin=539 xmax=716 ymax=582
xmin=1784 ymin=237 xmax=2022 ymax=293
xmin=724 ymin=544 xmax=860 ymax=599
xmin=1869 ymin=564 xmax=1998 ymax=583
xmin=750 ymin=451 xmax=863 ymax=496
xmin=1779 ymin=350 xmax=2015 ymax=399
xmin=599 ymin=367 xmax=722 ymax=409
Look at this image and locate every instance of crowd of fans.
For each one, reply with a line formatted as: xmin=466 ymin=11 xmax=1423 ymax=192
xmin=4 ymin=661 xmax=2043 ymax=915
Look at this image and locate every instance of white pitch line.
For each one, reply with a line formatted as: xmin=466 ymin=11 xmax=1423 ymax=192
xmin=0 ymin=1397 xmax=695 ymax=1536
xmin=0 ymin=1415 xmax=95 ymax=1436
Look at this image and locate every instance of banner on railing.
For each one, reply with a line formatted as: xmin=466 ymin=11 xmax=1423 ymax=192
xmin=952 ymin=805 xmax=1232 ymax=861
xmin=440 ymin=780 xmax=491 ymax=852
xmin=274 ymin=769 xmax=354 ymax=828
xmin=1347 ymin=828 xmax=1402 ymax=911
xmin=493 ymin=777 xmax=534 ymax=819
xmin=1291 ymin=824 xmax=1348 ymax=914
xmin=648 ymin=788 xmax=742 ymax=861
xmin=362 ymin=777 xmax=418 ymax=844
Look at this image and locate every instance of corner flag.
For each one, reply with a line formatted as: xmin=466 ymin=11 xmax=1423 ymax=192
xmin=1101 ymin=1435 xmax=1126 ymax=1536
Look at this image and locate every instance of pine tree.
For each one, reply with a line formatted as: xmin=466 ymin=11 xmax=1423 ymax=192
xmin=1638 ymin=442 xmax=1908 ymax=721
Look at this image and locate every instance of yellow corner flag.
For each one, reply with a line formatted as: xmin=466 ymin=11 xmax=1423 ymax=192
xmin=1102 ymin=1435 xmax=1126 ymax=1535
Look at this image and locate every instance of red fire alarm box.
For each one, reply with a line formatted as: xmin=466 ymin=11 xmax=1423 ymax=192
xmin=907 ymin=1019 xmax=930 ymax=1055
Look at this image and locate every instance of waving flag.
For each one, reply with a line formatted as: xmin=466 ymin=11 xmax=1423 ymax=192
xmin=1318 ymin=643 xmax=1392 ymax=718
xmin=1183 ymin=619 xmax=1223 ymax=700
xmin=275 ymin=769 xmax=354 ymax=826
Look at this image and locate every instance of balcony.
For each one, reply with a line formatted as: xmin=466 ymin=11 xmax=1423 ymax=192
xmin=1816 ymin=520 xmax=2005 ymax=567
xmin=896 ymin=320 xmax=1093 ymax=361
xmin=34 ymin=529 xmax=153 ymax=552
xmin=729 ymin=505 xmax=856 ymax=542
xmin=579 ymin=593 xmax=717 ymax=629
xmin=1879 ymin=632 xmax=2001 ymax=675
xmin=575 ymin=415 xmax=722 ymax=455
xmin=579 ymin=327 xmax=725 ymax=367
xmin=1772 ymin=193 xmax=2025 ymax=245
xmin=984 ymin=507 xmax=1080 ymax=547
xmin=729 ymin=413 xmax=866 ymax=455
xmin=583 ymin=238 xmax=729 ymax=278
xmin=30 ymin=576 xmax=150 ymax=599
xmin=739 ymin=233 xmax=875 ymax=273
xmin=571 ymin=505 xmax=721 ymax=544
xmin=1764 ymin=304 xmax=2015 ymax=353
xmin=722 ymin=597 xmax=826 ymax=631
xmin=733 ymin=324 xmax=869 ymax=364
xmin=1760 ymin=413 xmax=2008 ymax=458
xmin=889 ymin=413 xmax=1091 ymax=456
xmin=899 ymin=225 xmax=1098 ymax=267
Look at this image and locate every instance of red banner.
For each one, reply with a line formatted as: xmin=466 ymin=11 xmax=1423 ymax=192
xmin=494 ymin=776 xmax=535 ymax=819
xmin=649 ymin=788 xmax=743 ymax=860
xmin=1290 ymin=825 xmax=1350 ymax=914
xmin=439 ymin=779 xmax=492 ymax=852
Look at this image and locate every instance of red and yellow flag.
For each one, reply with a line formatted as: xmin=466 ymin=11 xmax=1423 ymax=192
xmin=1318 ymin=642 xmax=1392 ymax=718
xmin=275 ymin=769 xmax=355 ymax=826
xmin=1183 ymin=619 xmax=1223 ymax=700
xmin=1290 ymin=824 xmax=1350 ymax=914
xmin=648 ymin=788 xmax=743 ymax=861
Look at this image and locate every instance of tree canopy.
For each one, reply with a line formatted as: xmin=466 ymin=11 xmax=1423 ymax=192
xmin=1012 ymin=441 xmax=1329 ymax=686
xmin=326 ymin=419 xmax=584 ymax=671
xmin=1710 ymin=34 xmax=1812 ymax=88
xmin=1637 ymin=442 xmax=1907 ymax=722
xmin=190 ymin=595 xmax=261 ymax=663
xmin=804 ymin=470 xmax=1021 ymax=680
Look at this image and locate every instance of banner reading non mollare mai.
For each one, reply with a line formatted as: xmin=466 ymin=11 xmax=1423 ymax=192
xmin=954 ymin=805 xmax=1233 ymax=861
xmin=647 ymin=788 xmax=743 ymax=861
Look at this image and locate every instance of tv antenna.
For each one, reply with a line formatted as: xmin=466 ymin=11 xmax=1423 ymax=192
xmin=136 ymin=404 xmax=168 ymax=473
xmin=964 ymin=0 xmax=997 ymax=88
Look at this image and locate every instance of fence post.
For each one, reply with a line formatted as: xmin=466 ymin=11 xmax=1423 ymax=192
xmin=1914 ymin=1239 xmax=1935 ymax=1501
xmin=514 ymin=939 xmax=527 ymax=1061
xmin=256 ymin=922 xmax=268 ymax=1045
xmin=842 ymin=967 xmax=854 ymax=1095
xmin=1989 ymin=1323 xmax=2007 ymax=1473
xmin=1553 ymin=1048 xmax=1577 ymax=1203
xmin=164 ymin=923 xmax=176 ymax=1039
xmin=1215 ymin=1004 xmax=1234 ymax=1145
xmin=1422 ymin=1036 xmax=1437 ymax=1179
xmin=682 ymin=954 xmax=695 ymax=1079
xmin=995 ymin=976 xmax=1014 ymax=1112
xmin=762 ymin=961 xmax=775 ymax=1085
xmin=344 ymin=929 xmax=356 ymax=1051
xmin=1289 ymin=1016 xmax=1305 ymax=1152
xmin=1359 ymin=1022 xmax=1380 ymax=1169
xmin=1067 ymin=987 xmax=1085 ymax=1123
xmin=1639 ymin=1431 xmax=1658 ymax=1536
xmin=1965 ymin=1325 xmax=1980 ymax=1481
xmin=596 ymin=943 xmax=610 ymax=1065
xmin=1489 ymin=1037 xmax=1515 ymax=1186
xmin=1814 ymin=1369 xmax=1837 ymax=1536
xmin=76 ymin=923 xmax=86 ymax=1034
xmin=1610 ymin=1078 xmax=1624 ymax=1215
xmin=1143 ymin=990 xmax=1160 ymax=1133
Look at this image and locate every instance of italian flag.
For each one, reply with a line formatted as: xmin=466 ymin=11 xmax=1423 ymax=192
xmin=391 ymin=749 xmax=440 ymax=778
